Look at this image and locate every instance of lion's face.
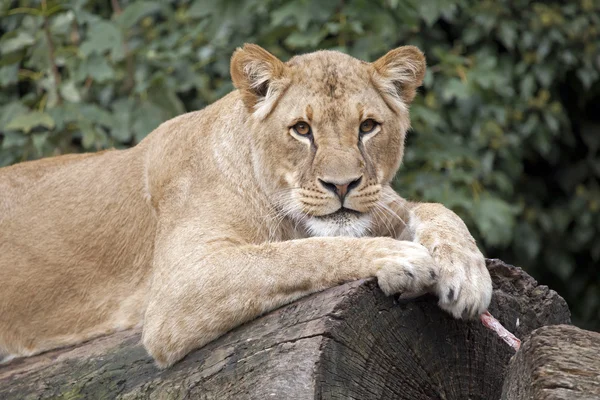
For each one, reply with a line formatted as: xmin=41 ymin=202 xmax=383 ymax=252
xmin=231 ymin=45 xmax=425 ymax=237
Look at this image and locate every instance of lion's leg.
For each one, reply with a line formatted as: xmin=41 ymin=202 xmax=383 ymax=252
xmin=142 ymin=232 xmax=439 ymax=368
xmin=379 ymin=187 xmax=493 ymax=319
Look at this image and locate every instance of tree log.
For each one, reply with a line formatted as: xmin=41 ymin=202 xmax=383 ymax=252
xmin=0 ymin=259 xmax=571 ymax=399
xmin=502 ymin=325 xmax=600 ymax=400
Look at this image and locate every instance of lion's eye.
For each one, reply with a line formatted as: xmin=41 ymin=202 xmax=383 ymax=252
xmin=293 ymin=122 xmax=311 ymax=136
xmin=359 ymin=119 xmax=377 ymax=134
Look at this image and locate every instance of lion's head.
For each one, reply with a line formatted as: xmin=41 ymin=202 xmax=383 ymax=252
xmin=231 ymin=44 xmax=425 ymax=237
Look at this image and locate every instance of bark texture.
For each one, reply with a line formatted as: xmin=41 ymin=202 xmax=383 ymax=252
xmin=502 ymin=325 xmax=600 ymax=400
xmin=0 ymin=259 xmax=572 ymax=399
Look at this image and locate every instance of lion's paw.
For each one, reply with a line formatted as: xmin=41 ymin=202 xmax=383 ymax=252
xmin=369 ymin=240 xmax=438 ymax=296
xmin=432 ymin=244 xmax=492 ymax=319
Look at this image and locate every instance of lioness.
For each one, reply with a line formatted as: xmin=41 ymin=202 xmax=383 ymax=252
xmin=0 ymin=44 xmax=492 ymax=368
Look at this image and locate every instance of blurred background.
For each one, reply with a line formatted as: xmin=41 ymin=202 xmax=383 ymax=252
xmin=0 ymin=0 xmax=598 ymax=330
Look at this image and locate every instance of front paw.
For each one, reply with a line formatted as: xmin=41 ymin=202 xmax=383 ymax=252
xmin=365 ymin=239 xmax=439 ymax=296
xmin=432 ymin=244 xmax=492 ymax=319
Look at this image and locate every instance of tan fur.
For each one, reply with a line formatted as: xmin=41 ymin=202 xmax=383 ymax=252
xmin=0 ymin=45 xmax=492 ymax=367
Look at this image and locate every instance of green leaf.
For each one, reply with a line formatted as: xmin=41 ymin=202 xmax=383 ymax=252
xmin=441 ymin=78 xmax=470 ymax=101
xmin=50 ymin=10 xmax=75 ymax=35
xmin=115 ymin=1 xmax=162 ymax=29
xmin=497 ymin=23 xmax=517 ymax=50
xmin=284 ymin=29 xmax=326 ymax=49
xmin=519 ymin=75 xmax=535 ymax=99
xmin=417 ymin=0 xmax=443 ymax=27
xmin=543 ymin=112 xmax=559 ymax=133
xmin=5 ymin=111 xmax=55 ymax=133
xmin=188 ymin=0 xmax=221 ymax=19
xmin=534 ymin=64 xmax=553 ymax=87
xmin=80 ymin=20 xmax=124 ymax=61
xmin=32 ymin=132 xmax=49 ymax=155
xmin=81 ymin=123 xmax=97 ymax=150
xmin=77 ymin=104 xmax=113 ymax=127
xmin=577 ymin=68 xmax=599 ymax=90
xmin=75 ymin=54 xmax=114 ymax=83
xmin=271 ymin=2 xmax=312 ymax=30
xmin=1 ymin=131 xmax=27 ymax=149
xmin=59 ymin=81 xmax=81 ymax=103
xmin=132 ymin=102 xmax=164 ymax=142
xmin=148 ymin=85 xmax=185 ymax=118
xmin=472 ymin=195 xmax=520 ymax=247
xmin=545 ymin=250 xmax=575 ymax=281
xmin=514 ymin=222 xmax=541 ymax=260
xmin=0 ymin=63 xmax=18 ymax=86
xmin=0 ymin=31 xmax=35 ymax=54
xmin=462 ymin=26 xmax=482 ymax=45
xmin=0 ymin=102 xmax=29 ymax=128
xmin=25 ymin=35 xmax=50 ymax=70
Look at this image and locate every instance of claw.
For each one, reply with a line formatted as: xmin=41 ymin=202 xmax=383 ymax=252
xmin=447 ymin=288 xmax=455 ymax=302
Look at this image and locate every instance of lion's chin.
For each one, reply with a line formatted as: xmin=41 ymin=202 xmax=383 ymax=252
xmin=304 ymin=208 xmax=372 ymax=238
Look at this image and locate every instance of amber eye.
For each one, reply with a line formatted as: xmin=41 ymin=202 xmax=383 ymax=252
xmin=293 ymin=121 xmax=311 ymax=136
xmin=359 ymin=119 xmax=377 ymax=134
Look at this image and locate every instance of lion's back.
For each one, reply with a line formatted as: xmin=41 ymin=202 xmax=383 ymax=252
xmin=0 ymin=152 xmax=110 ymax=221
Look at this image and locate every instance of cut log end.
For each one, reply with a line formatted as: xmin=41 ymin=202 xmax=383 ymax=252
xmin=502 ymin=324 xmax=600 ymax=400
xmin=0 ymin=260 xmax=573 ymax=399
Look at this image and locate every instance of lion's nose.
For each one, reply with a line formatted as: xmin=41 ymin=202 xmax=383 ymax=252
xmin=318 ymin=176 xmax=362 ymax=201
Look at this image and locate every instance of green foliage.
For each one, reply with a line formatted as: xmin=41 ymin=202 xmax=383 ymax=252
xmin=1 ymin=0 xmax=599 ymax=329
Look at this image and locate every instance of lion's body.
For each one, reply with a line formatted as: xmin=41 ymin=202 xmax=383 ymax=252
xmin=0 ymin=129 xmax=152 ymax=357
xmin=0 ymin=94 xmax=241 ymax=356
xmin=0 ymin=46 xmax=492 ymax=367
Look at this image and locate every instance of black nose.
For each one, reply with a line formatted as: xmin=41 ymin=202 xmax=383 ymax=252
xmin=318 ymin=176 xmax=362 ymax=201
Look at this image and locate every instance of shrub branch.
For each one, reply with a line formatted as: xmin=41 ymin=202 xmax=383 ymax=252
xmin=41 ymin=0 xmax=62 ymax=104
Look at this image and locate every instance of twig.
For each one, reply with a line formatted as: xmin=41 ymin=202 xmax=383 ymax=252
xmin=480 ymin=310 xmax=521 ymax=351
xmin=42 ymin=0 xmax=62 ymax=104
xmin=110 ymin=0 xmax=122 ymax=13
xmin=111 ymin=0 xmax=135 ymax=93
xmin=70 ymin=19 xmax=80 ymax=45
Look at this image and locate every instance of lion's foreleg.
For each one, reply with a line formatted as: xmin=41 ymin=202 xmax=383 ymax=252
xmin=383 ymin=189 xmax=493 ymax=319
xmin=142 ymin=237 xmax=369 ymax=368
xmin=141 ymin=231 xmax=441 ymax=368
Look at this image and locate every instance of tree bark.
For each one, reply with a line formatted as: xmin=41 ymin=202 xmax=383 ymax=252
xmin=502 ymin=325 xmax=600 ymax=400
xmin=0 ymin=259 xmax=572 ymax=399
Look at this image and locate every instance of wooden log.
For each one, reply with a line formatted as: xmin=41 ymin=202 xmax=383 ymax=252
xmin=0 ymin=259 xmax=571 ymax=399
xmin=502 ymin=325 xmax=600 ymax=400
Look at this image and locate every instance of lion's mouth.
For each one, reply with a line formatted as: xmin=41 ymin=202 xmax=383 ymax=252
xmin=316 ymin=207 xmax=361 ymax=219
xmin=304 ymin=206 xmax=371 ymax=237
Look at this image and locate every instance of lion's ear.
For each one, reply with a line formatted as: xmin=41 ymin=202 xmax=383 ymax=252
xmin=371 ymin=46 xmax=426 ymax=107
xmin=230 ymin=44 xmax=289 ymax=119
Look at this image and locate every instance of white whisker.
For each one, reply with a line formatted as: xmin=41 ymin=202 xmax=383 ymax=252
xmin=378 ymin=194 xmax=408 ymax=228
xmin=372 ymin=203 xmax=396 ymax=238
